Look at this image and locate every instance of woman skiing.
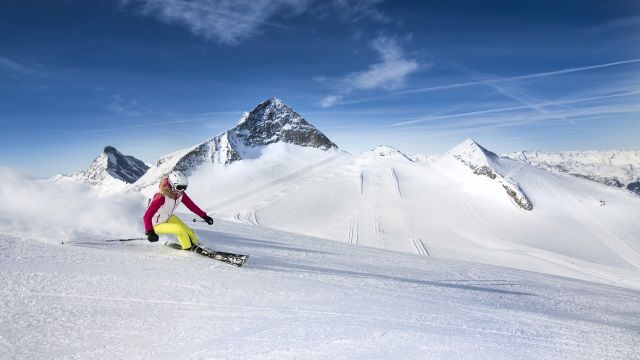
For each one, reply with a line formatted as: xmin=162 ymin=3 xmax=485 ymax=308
xmin=143 ymin=171 xmax=214 ymax=250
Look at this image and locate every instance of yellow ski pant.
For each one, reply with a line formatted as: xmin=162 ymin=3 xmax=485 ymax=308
xmin=153 ymin=215 xmax=199 ymax=249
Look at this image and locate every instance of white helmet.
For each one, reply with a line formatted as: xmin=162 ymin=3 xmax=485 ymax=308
xmin=167 ymin=171 xmax=188 ymax=191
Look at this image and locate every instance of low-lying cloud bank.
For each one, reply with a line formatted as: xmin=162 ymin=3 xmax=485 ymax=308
xmin=0 ymin=167 xmax=146 ymax=244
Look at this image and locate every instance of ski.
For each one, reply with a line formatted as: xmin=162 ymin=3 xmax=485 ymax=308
xmin=165 ymin=242 xmax=248 ymax=267
xmin=193 ymin=245 xmax=249 ymax=267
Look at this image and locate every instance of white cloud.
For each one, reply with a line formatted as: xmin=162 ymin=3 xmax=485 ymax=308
xmin=118 ymin=0 xmax=387 ymax=45
xmin=344 ymin=37 xmax=419 ymax=91
xmin=0 ymin=167 xmax=145 ymax=244
xmin=319 ymin=36 xmax=420 ymax=108
xmin=320 ymin=95 xmax=343 ymax=108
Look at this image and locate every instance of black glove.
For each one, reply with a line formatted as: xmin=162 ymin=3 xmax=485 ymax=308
xmin=146 ymin=230 xmax=159 ymax=242
xmin=202 ymin=215 xmax=214 ymax=225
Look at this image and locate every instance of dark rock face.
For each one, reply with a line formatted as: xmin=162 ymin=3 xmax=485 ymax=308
xmin=77 ymin=146 xmax=149 ymax=186
xmin=232 ymin=98 xmax=338 ymax=150
xmin=627 ymin=181 xmax=640 ymax=195
xmin=472 ymin=166 xmax=497 ymax=180
xmin=103 ymin=146 xmax=150 ymax=183
xmin=603 ymin=178 xmax=624 ymax=188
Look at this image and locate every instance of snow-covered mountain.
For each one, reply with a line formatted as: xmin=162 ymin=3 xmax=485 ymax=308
xmin=3 ymin=135 xmax=640 ymax=358
xmin=448 ymin=139 xmax=532 ymax=210
xmin=63 ymin=146 xmax=149 ymax=191
xmin=503 ymin=150 xmax=640 ymax=195
xmin=133 ymin=98 xmax=337 ymax=191
xmin=179 ymin=139 xmax=640 ymax=290
xmin=51 ymin=123 xmax=640 ymax=291
xmin=371 ymin=145 xmax=412 ymax=161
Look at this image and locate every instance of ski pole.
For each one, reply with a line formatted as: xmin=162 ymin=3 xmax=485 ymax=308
xmin=61 ymin=237 xmax=147 ymax=245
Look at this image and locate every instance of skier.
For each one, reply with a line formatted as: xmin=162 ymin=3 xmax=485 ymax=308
xmin=143 ymin=171 xmax=214 ymax=250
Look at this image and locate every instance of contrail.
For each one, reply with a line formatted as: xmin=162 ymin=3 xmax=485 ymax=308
xmin=389 ymin=90 xmax=640 ymax=127
xmin=481 ymin=80 xmax=575 ymax=125
xmin=395 ymin=58 xmax=640 ymax=95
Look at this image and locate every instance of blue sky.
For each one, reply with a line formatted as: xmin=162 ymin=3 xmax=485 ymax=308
xmin=1 ymin=0 xmax=639 ymax=177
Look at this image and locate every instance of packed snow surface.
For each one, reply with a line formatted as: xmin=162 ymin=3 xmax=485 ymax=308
xmin=1 ymin=219 xmax=639 ymax=359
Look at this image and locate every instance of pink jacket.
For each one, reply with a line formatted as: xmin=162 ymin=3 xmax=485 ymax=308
xmin=143 ymin=178 xmax=206 ymax=232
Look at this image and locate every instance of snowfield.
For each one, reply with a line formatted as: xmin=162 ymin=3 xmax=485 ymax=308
xmin=1 ymin=219 xmax=639 ymax=359
xmin=1 ymin=140 xmax=640 ymax=359
xmin=180 ymin=143 xmax=640 ymax=291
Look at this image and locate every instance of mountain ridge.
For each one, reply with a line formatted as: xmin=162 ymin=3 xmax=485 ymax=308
xmin=72 ymin=146 xmax=149 ymax=187
xmin=131 ymin=98 xmax=338 ymax=190
xmin=447 ymin=139 xmax=533 ymax=210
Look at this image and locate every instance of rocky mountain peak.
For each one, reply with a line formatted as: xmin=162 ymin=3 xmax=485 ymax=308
xmin=132 ymin=98 xmax=339 ymax=190
xmin=75 ymin=146 xmax=149 ymax=186
xmin=448 ymin=139 xmax=533 ymax=211
xmin=231 ymin=98 xmax=337 ymax=150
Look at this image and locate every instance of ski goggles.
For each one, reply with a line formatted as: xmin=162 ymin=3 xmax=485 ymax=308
xmin=175 ymin=184 xmax=188 ymax=191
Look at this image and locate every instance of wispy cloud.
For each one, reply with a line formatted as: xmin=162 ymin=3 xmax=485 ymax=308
xmin=41 ymin=108 xmax=239 ymax=135
xmin=320 ymin=95 xmax=343 ymax=108
xmin=384 ymin=101 xmax=640 ymax=146
xmin=118 ymin=0 xmax=387 ymax=45
xmin=470 ymin=72 xmax=576 ymax=125
xmin=106 ymin=94 xmax=149 ymax=117
xmin=583 ymin=15 xmax=640 ymax=33
xmin=317 ymin=0 xmax=388 ymax=23
xmin=0 ymin=55 xmax=47 ymax=79
xmin=327 ymin=57 xmax=640 ymax=108
xmin=319 ymin=36 xmax=421 ymax=108
xmin=388 ymin=89 xmax=640 ymax=128
xmin=394 ymin=58 xmax=640 ymax=96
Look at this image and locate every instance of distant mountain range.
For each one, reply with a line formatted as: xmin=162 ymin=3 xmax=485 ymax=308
xmin=50 ymin=98 xmax=640 ymax=288
xmin=503 ymin=150 xmax=640 ymax=195
xmin=64 ymin=98 xmax=639 ymax=197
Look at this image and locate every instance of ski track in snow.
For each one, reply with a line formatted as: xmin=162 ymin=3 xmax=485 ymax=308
xmin=390 ymin=167 xmax=403 ymax=199
xmin=413 ymin=238 xmax=429 ymax=256
xmin=2 ymin=222 xmax=639 ymax=359
xmin=234 ymin=209 xmax=260 ymax=225
xmin=345 ymin=214 xmax=359 ymax=245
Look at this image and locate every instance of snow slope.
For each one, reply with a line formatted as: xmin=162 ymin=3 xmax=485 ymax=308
xmin=1 ymin=219 xmax=639 ymax=359
xmin=1 ymin=149 xmax=639 ymax=359
xmin=181 ymin=142 xmax=640 ymax=291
